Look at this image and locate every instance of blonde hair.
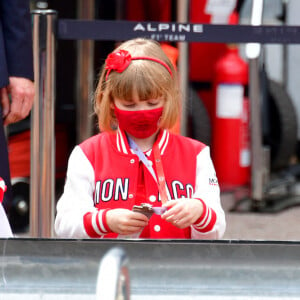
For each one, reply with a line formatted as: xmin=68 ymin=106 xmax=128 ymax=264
xmin=94 ymin=38 xmax=180 ymax=132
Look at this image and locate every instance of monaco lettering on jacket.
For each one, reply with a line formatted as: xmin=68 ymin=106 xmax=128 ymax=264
xmin=94 ymin=178 xmax=194 ymax=204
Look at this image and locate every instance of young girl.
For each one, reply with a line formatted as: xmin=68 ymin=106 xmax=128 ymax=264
xmin=55 ymin=38 xmax=226 ymax=239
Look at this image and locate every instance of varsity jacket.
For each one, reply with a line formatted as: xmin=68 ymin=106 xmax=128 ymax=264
xmin=55 ymin=129 xmax=226 ymax=239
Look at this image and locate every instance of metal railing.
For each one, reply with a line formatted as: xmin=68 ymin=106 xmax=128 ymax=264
xmin=1 ymin=239 xmax=300 ymax=299
xmin=246 ymin=0 xmax=267 ymax=203
xmin=96 ymin=247 xmax=130 ymax=300
xmin=31 ymin=10 xmax=56 ymax=237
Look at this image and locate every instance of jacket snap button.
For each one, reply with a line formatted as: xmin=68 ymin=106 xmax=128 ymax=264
xmin=154 ymin=225 xmax=161 ymax=232
xmin=129 ymin=194 xmax=134 ymax=199
xmin=149 ymin=195 xmax=156 ymax=202
xmin=130 ymin=159 xmax=135 ymax=163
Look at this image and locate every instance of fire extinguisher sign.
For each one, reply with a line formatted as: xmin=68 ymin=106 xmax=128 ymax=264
xmin=216 ymin=83 xmax=243 ymax=118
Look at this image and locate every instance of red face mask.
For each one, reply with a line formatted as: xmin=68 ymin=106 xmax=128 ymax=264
xmin=114 ymin=105 xmax=163 ymax=138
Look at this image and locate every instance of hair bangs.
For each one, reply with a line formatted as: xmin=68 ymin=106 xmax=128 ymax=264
xmin=110 ymin=60 xmax=171 ymax=101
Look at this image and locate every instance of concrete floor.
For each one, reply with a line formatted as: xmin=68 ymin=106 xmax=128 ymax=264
xmin=221 ymin=191 xmax=300 ymax=241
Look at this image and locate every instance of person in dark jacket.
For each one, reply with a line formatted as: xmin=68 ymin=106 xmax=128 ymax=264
xmin=0 ymin=0 xmax=34 ymax=213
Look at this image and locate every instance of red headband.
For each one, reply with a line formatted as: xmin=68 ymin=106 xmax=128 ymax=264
xmin=105 ymin=49 xmax=172 ymax=80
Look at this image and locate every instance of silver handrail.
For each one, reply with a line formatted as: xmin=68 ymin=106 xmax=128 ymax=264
xmin=76 ymin=0 xmax=95 ymax=143
xmin=96 ymin=247 xmax=130 ymax=300
xmin=245 ymin=0 xmax=267 ymax=203
xmin=177 ymin=0 xmax=189 ymax=136
xmin=30 ymin=10 xmax=57 ymax=237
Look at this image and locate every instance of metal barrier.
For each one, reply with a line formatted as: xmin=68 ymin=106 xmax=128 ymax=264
xmin=31 ymin=10 xmax=56 ymax=238
xmin=0 ymin=239 xmax=300 ymax=299
xmin=30 ymin=4 xmax=300 ymax=237
xmin=76 ymin=1 xmax=95 ymax=143
xmin=177 ymin=0 xmax=189 ymax=136
xmin=246 ymin=0 xmax=266 ymax=203
xmin=96 ymin=247 xmax=130 ymax=300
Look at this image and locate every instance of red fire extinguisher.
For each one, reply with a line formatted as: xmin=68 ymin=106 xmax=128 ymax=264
xmin=211 ymin=44 xmax=250 ymax=189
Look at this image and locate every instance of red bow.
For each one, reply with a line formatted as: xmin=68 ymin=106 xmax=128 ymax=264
xmin=105 ymin=50 xmax=132 ymax=74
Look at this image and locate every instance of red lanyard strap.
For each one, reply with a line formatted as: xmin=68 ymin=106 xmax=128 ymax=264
xmin=153 ymin=143 xmax=169 ymax=205
xmin=127 ymin=136 xmax=169 ymax=205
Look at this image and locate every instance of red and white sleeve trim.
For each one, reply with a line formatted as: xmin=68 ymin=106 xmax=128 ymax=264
xmin=0 ymin=178 xmax=6 ymax=203
xmin=83 ymin=209 xmax=112 ymax=238
xmin=193 ymin=198 xmax=217 ymax=233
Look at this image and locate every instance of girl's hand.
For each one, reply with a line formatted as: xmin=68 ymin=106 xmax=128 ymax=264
xmin=161 ymin=199 xmax=203 ymax=229
xmin=106 ymin=208 xmax=149 ymax=235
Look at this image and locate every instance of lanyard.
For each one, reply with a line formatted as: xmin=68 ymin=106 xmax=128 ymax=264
xmin=152 ymin=142 xmax=169 ymax=205
xmin=128 ymin=137 xmax=168 ymax=204
xmin=128 ymin=137 xmax=157 ymax=183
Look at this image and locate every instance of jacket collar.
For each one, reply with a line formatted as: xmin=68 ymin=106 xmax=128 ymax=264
xmin=116 ymin=128 xmax=170 ymax=155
